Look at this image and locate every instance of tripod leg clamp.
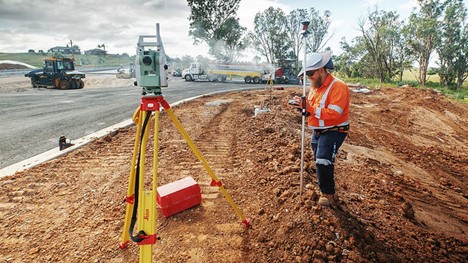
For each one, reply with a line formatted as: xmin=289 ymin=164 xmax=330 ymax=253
xmin=210 ymin=180 xmax=223 ymax=187
xmin=125 ymin=195 xmax=135 ymax=204
xmin=136 ymin=234 xmax=158 ymax=246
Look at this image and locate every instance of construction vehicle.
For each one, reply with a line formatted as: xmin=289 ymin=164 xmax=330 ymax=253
xmin=172 ymin=68 xmax=182 ymax=77
xmin=24 ymin=57 xmax=85 ymax=89
xmin=182 ymin=62 xmax=272 ymax=84
xmin=274 ymin=59 xmax=300 ymax=84
xmin=116 ymin=63 xmax=136 ymax=79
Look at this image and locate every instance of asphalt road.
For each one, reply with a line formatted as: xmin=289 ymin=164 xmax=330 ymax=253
xmin=0 ymin=77 xmax=264 ymax=169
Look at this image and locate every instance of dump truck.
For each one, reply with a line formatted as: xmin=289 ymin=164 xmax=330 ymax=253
xmin=24 ymin=57 xmax=85 ymax=89
xmin=182 ymin=62 xmax=272 ymax=84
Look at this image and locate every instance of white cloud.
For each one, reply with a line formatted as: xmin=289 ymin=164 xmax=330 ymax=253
xmin=238 ymin=0 xmax=290 ymax=31
xmin=396 ymin=0 xmax=419 ymax=18
xmin=0 ymin=0 xmax=434 ymax=61
xmin=0 ymin=0 xmax=207 ymax=57
xmin=330 ymin=19 xmax=345 ymax=29
xmin=361 ymin=0 xmax=386 ymax=8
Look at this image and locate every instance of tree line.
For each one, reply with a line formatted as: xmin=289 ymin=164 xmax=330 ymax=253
xmin=187 ymin=0 xmax=466 ymax=90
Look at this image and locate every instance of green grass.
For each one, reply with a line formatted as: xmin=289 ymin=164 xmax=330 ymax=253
xmin=0 ymin=53 xmax=46 ymax=67
xmin=0 ymin=52 xmax=134 ymax=68
xmin=401 ymin=68 xmax=443 ymax=83
xmin=337 ymin=69 xmax=467 ymax=102
xmin=425 ymin=81 xmax=468 ymax=101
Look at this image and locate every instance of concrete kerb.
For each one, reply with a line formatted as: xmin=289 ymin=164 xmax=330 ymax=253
xmin=0 ymin=87 xmax=266 ymax=179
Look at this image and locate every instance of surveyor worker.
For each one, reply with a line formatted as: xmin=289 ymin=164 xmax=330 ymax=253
xmin=293 ymin=51 xmax=350 ymax=207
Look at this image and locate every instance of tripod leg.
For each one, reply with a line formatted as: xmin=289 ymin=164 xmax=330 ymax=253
xmin=164 ymin=107 xmax=250 ymax=227
xmin=137 ymin=110 xmax=156 ymax=262
xmin=153 ymin=110 xmax=159 ymax=194
xmin=120 ymin=108 xmax=144 ymax=249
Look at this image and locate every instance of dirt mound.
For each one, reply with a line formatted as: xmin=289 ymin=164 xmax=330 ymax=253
xmin=0 ymin=60 xmax=36 ymax=70
xmin=0 ymin=86 xmax=466 ymax=262
xmin=0 ymin=63 xmax=30 ymax=70
xmin=0 ymin=75 xmax=134 ymax=93
xmin=83 ymin=74 xmax=134 ymax=88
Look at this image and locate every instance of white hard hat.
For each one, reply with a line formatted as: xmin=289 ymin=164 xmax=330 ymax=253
xmin=297 ymin=51 xmax=333 ymax=77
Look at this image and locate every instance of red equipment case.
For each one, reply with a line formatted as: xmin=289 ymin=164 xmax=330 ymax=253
xmin=157 ymin=176 xmax=202 ymax=218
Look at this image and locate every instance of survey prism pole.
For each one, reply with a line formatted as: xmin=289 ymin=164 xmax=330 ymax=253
xmin=299 ymin=21 xmax=310 ymax=195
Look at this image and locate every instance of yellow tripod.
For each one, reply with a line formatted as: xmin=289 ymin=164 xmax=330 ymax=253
xmin=120 ymin=95 xmax=250 ymax=262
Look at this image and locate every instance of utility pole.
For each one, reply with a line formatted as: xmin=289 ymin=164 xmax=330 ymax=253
xmin=69 ymin=39 xmax=75 ymax=61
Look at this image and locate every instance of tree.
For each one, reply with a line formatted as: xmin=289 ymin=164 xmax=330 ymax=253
xmin=195 ymin=55 xmax=213 ymax=70
xmin=252 ymin=55 xmax=262 ymax=64
xmin=208 ymin=17 xmax=247 ymax=62
xmin=181 ymin=55 xmax=195 ymax=70
xmin=456 ymin=26 xmax=468 ymax=88
xmin=404 ymin=0 xmax=446 ymax=86
xmin=335 ymin=37 xmax=364 ymax=78
xmin=437 ymin=0 xmax=467 ymax=89
xmin=306 ymin=9 xmax=332 ymax=52
xmin=187 ymin=0 xmax=246 ymax=62
xmin=394 ymin=26 xmax=415 ymax=83
xmin=284 ymin=9 xmax=308 ymax=68
xmin=284 ymin=8 xmax=332 ymax=70
xmin=337 ymin=36 xmax=376 ymax=78
xmin=358 ymin=8 xmax=406 ymax=82
xmin=248 ymin=7 xmax=288 ymax=64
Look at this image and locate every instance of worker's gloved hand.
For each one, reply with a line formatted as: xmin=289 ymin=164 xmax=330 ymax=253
xmin=291 ymin=95 xmax=301 ymax=105
xmin=299 ymin=96 xmax=310 ymax=117
xmin=289 ymin=96 xmax=310 ymax=116
xmin=288 ymin=96 xmax=302 ymax=113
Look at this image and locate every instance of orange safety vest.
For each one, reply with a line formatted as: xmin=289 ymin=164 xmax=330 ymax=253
xmin=306 ymin=74 xmax=350 ymax=129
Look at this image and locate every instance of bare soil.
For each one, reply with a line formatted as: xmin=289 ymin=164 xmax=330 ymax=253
xmin=0 ymin=84 xmax=467 ymax=262
xmin=0 ymin=63 xmax=29 ymax=70
xmin=0 ymin=74 xmax=134 ymax=93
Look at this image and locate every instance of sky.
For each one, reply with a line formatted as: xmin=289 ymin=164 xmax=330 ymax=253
xmin=0 ymin=0 xmax=421 ymax=62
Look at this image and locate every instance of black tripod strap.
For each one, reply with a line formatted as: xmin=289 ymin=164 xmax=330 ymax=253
xmin=129 ymin=111 xmax=152 ymax=243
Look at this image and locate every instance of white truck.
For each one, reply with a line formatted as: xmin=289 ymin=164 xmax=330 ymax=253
xmin=182 ymin=62 xmax=273 ymax=84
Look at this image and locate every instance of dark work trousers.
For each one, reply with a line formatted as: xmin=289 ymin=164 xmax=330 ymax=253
xmin=311 ymin=131 xmax=347 ymax=195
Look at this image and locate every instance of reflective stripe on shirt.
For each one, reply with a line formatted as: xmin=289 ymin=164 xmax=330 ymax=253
xmin=328 ymin=104 xmax=343 ymax=115
xmin=316 ymin=79 xmax=337 ymax=127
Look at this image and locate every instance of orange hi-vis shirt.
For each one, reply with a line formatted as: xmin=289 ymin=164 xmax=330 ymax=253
xmin=306 ymin=74 xmax=350 ymax=129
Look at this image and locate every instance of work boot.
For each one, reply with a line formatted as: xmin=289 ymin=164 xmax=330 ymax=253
xmin=318 ymin=193 xmax=334 ymax=207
